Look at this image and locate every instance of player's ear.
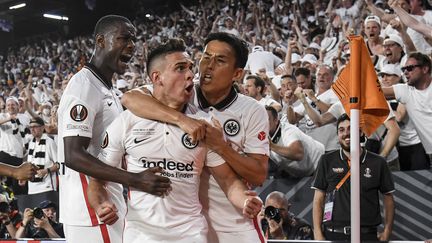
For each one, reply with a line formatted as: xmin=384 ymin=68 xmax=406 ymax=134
xmin=150 ymin=71 xmax=161 ymax=85
xmin=232 ymin=68 xmax=244 ymax=81
xmin=95 ymin=34 xmax=105 ymax=49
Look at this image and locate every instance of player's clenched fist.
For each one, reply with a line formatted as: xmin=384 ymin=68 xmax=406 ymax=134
xmin=95 ymin=202 xmax=119 ymax=225
xmin=242 ymin=190 xmax=263 ymax=219
xmin=133 ymin=166 xmax=172 ymax=197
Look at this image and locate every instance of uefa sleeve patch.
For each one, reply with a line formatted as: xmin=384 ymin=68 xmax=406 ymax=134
xmin=101 ymin=132 xmax=109 ymax=148
xmin=257 ymin=131 xmax=266 ymax=141
xmin=70 ymin=104 xmax=88 ymax=122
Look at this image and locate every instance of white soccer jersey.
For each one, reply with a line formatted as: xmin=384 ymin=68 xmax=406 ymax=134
xmin=57 ymin=64 xmax=124 ymax=226
xmin=98 ymin=105 xmax=224 ymax=242
xmin=193 ymin=86 xmax=270 ymax=233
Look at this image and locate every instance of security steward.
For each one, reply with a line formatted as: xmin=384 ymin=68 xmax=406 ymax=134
xmin=311 ymin=114 xmax=395 ymax=241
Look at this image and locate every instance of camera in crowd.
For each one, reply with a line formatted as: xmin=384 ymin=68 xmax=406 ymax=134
xmin=26 ymin=207 xmax=49 ymax=238
xmin=261 ymin=205 xmax=283 ymax=234
xmin=264 ymin=205 xmax=282 ymax=223
xmin=32 ymin=207 xmax=45 ymax=219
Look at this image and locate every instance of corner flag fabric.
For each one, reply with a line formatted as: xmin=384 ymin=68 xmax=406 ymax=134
xmin=332 ymin=35 xmax=389 ymax=136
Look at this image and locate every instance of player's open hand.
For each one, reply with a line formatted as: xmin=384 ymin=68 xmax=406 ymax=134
xmin=135 ymin=167 xmax=172 ymax=197
xmin=242 ymin=191 xmax=263 ymax=219
xmin=95 ymin=201 xmax=119 ymax=225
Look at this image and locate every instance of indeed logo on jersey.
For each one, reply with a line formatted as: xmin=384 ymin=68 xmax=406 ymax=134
xmin=139 ymin=158 xmax=195 ymax=179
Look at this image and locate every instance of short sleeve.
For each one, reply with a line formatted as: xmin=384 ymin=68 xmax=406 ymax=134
xmin=379 ymin=159 xmax=395 ymax=194
xmin=393 ymin=83 xmax=408 ymax=104
xmin=47 ymin=138 xmax=58 ymax=163
xmin=205 ymin=149 xmax=225 ymax=168
xmin=328 ymin=101 xmax=345 ymax=119
xmin=97 ymin=115 xmax=126 ymax=168
xmin=60 ymin=94 xmax=96 ymax=139
xmin=311 ymin=154 xmax=328 ymax=191
xmin=243 ymin=104 xmax=270 ymax=155
xmin=281 ymin=124 xmax=301 ymax=146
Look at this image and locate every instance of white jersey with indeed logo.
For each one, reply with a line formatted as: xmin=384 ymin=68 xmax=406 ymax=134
xmin=57 ymin=65 xmax=124 ymax=226
xmin=98 ymin=106 xmax=224 ymax=241
xmin=194 ymin=87 xmax=270 ymax=232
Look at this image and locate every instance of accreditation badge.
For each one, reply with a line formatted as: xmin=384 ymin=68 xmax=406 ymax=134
xmin=323 ymin=190 xmax=336 ymax=222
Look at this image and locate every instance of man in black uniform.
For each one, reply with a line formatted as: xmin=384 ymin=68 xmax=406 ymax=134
xmin=312 ymin=114 xmax=395 ymax=241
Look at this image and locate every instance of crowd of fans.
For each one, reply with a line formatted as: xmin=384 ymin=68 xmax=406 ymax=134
xmin=0 ymin=0 xmax=431 ymax=240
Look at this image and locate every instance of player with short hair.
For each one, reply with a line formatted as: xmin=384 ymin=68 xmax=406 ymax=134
xmin=57 ymin=15 xmax=171 ymax=243
xmin=122 ymin=32 xmax=269 ymax=242
xmin=89 ymin=38 xmax=262 ymax=243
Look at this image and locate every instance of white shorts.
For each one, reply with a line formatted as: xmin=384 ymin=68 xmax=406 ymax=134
xmin=208 ymin=220 xmax=266 ymax=243
xmin=124 ymin=223 xmax=207 ymax=243
xmin=64 ymin=220 xmax=125 ymax=243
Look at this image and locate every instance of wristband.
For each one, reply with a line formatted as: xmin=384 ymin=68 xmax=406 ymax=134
xmin=47 ymin=168 xmax=51 ymax=174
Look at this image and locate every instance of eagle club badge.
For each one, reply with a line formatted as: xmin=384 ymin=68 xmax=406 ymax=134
xmin=70 ymin=104 xmax=88 ymax=122
xmin=182 ymin=133 xmax=198 ymax=149
xmin=223 ymin=119 xmax=240 ymax=136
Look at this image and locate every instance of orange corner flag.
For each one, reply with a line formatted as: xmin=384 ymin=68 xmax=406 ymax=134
xmin=332 ymin=35 xmax=389 ymax=136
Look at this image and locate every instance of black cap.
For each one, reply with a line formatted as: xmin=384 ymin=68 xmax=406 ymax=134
xmin=39 ymin=200 xmax=56 ymax=209
xmin=29 ymin=117 xmax=45 ymax=127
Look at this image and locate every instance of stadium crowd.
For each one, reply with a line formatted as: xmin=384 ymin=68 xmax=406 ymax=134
xmin=0 ymin=0 xmax=431 ymax=241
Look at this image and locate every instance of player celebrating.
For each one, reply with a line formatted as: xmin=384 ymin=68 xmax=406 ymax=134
xmin=122 ymin=32 xmax=269 ymax=242
xmin=57 ymin=15 xmax=170 ymax=243
xmin=88 ymin=38 xmax=262 ymax=243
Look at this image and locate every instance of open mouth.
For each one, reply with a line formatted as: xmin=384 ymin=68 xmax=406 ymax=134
xmin=185 ymin=83 xmax=194 ymax=93
xmin=385 ymin=51 xmax=393 ymax=58
xmin=202 ymin=73 xmax=212 ymax=82
xmin=119 ymin=54 xmax=132 ymax=64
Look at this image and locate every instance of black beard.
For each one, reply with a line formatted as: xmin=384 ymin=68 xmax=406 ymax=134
xmin=340 ymin=138 xmax=350 ymax=152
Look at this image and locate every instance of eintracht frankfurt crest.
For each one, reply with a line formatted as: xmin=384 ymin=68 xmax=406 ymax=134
xmin=223 ymin=119 xmax=240 ymax=136
xmin=182 ymin=133 xmax=198 ymax=149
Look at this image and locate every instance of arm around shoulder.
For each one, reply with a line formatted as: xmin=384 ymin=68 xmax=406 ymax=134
xmin=121 ymin=87 xmax=206 ymax=142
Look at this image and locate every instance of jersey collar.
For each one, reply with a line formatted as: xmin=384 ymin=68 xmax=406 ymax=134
xmin=196 ymin=85 xmax=238 ymax=110
xmin=339 ymin=149 xmax=368 ymax=164
xmin=270 ymin=122 xmax=282 ymax=144
xmin=84 ymin=63 xmax=113 ymax=89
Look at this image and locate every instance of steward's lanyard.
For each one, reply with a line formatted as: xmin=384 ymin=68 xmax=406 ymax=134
xmin=336 ymin=159 xmax=350 ymax=191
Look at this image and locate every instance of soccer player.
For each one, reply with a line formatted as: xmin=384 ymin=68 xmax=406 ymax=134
xmin=57 ymin=15 xmax=171 ymax=243
xmin=122 ymin=32 xmax=269 ymax=242
xmin=88 ymin=38 xmax=262 ymax=243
